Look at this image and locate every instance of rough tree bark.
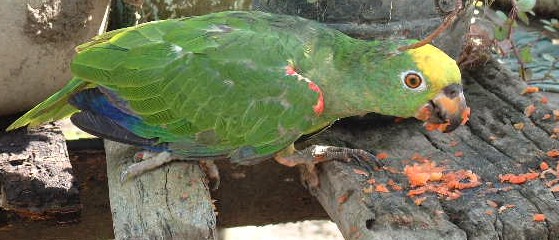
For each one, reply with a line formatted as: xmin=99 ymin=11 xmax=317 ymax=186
xmin=105 ymin=140 xmax=217 ymax=240
xmin=0 ymin=123 xmax=80 ymax=221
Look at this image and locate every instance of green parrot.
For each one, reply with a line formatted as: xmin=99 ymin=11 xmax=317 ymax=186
xmin=7 ymin=11 xmax=469 ymax=184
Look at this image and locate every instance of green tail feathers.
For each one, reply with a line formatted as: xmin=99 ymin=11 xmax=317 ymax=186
xmin=6 ymin=78 xmax=88 ymax=131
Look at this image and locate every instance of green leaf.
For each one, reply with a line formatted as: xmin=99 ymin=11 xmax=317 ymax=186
xmin=517 ymin=11 xmax=530 ymax=25
xmin=494 ymin=26 xmax=509 ymax=41
xmin=495 ymin=10 xmax=508 ymax=22
xmin=520 ymin=46 xmax=533 ymax=63
xmin=517 ymin=0 xmax=536 ymax=12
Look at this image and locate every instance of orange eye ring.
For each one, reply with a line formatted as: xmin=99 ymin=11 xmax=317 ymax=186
xmin=404 ymin=73 xmax=423 ymax=89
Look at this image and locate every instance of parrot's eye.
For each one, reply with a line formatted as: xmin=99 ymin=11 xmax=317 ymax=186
xmin=401 ymin=71 xmax=426 ymax=91
xmin=404 ymin=73 xmax=422 ymax=89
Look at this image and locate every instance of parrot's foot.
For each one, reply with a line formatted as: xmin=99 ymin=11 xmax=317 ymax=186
xmin=121 ymin=151 xmax=175 ymax=182
xmin=200 ymin=160 xmax=220 ymax=190
xmin=275 ymin=145 xmax=380 ymax=187
xmin=121 ymin=151 xmax=222 ymax=190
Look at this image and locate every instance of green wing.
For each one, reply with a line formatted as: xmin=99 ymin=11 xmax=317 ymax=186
xmin=71 ymin=11 xmax=334 ymax=160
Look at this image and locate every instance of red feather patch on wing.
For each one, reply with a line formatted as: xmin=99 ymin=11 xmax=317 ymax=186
xmin=285 ymin=64 xmax=324 ymax=115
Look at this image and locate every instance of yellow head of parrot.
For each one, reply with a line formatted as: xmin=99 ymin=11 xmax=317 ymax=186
xmin=408 ymin=44 xmax=470 ymax=132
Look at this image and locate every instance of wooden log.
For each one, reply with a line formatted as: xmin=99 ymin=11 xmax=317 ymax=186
xmin=104 ymin=140 xmax=217 ymax=240
xmin=302 ymin=59 xmax=559 ymax=239
xmin=0 ymin=123 xmax=80 ymax=221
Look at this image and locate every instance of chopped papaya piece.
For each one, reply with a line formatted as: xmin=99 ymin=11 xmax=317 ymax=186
xmin=541 ymin=97 xmax=549 ymax=104
xmin=424 ymin=122 xmax=450 ymax=132
xmin=338 ymin=193 xmax=349 ymax=204
xmin=540 ymin=162 xmax=550 ymax=171
xmin=524 ymin=104 xmax=536 ymax=117
xmin=376 ymin=152 xmax=389 ymax=160
xmin=542 ymin=114 xmax=552 ymax=120
xmin=533 ymin=214 xmax=546 ymax=222
xmin=404 ymin=162 xmax=444 ymax=187
xmin=387 ymin=179 xmax=403 ymax=191
xmin=499 ymin=172 xmax=539 ymax=184
xmin=461 ymin=107 xmax=471 ymax=125
xmin=522 ymin=86 xmax=539 ymax=95
xmin=375 ymin=184 xmax=390 ymax=193
xmin=547 ymin=149 xmax=559 ymax=158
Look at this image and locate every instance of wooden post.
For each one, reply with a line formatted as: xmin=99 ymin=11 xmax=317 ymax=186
xmin=104 ymin=140 xmax=217 ymax=240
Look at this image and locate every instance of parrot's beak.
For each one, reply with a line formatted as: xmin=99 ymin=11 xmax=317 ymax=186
xmin=415 ymin=84 xmax=470 ymax=133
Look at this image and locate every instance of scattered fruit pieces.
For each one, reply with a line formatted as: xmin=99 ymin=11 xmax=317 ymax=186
xmin=376 ymin=152 xmax=389 ymax=160
xmin=513 ymin=122 xmax=525 ymax=130
xmin=533 ymin=214 xmax=546 ymax=222
xmin=338 ymin=193 xmax=350 ymax=204
xmin=541 ymin=97 xmax=549 ymax=104
xmin=540 ymin=162 xmax=550 ymax=171
xmin=461 ymin=107 xmax=471 ymax=125
xmin=522 ymin=86 xmax=539 ymax=95
xmin=542 ymin=114 xmax=552 ymax=120
xmin=499 ymin=172 xmax=539 ymax=184
xmin=375 ymin=184 xmax=390 ymax=193
xmin=550 ymin=185 xmax=559 ymax=192
xmin=405 ymin=161 xmax=481 ymax=200
xmin=547 ymin=149 xmax=559 ymax=158
xmin=404 ymin=162 xmax=444 ymax=187
xmin=485 ymin=210 xmax=494 ymax=215
xmin=387 ymin=179 xmax=403 ymax=191
xmin=454 ymin=151 xmax=464 ymax=157
xmin=524 ymin=104 xmax=536 ymax=117
xmin=425 ymin=121 xmax=451 ymax=132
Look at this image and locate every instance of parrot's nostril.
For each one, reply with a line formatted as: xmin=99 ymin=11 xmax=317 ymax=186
xmin=443 ymin=84 xmax=462 ymax=99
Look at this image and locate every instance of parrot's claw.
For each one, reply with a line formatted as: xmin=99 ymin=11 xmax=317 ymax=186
xmin=120 ymin=151 xmax=174 ymax=183
xmin=121 ymin=151 xmax=222 ymax=190
xmin=200 ymin=160 xmax=221 ymax=190
xmin=275 ymin=145 xmax=380 ymax=187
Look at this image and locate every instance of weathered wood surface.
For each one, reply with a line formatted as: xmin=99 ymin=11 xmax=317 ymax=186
xmin=105 ymin=140 xmax=217 ymax=240
xmin=301 ymin=59 xmax=559 ymax=240
xmin=0 ymin=123 xmax=80 ymax=221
